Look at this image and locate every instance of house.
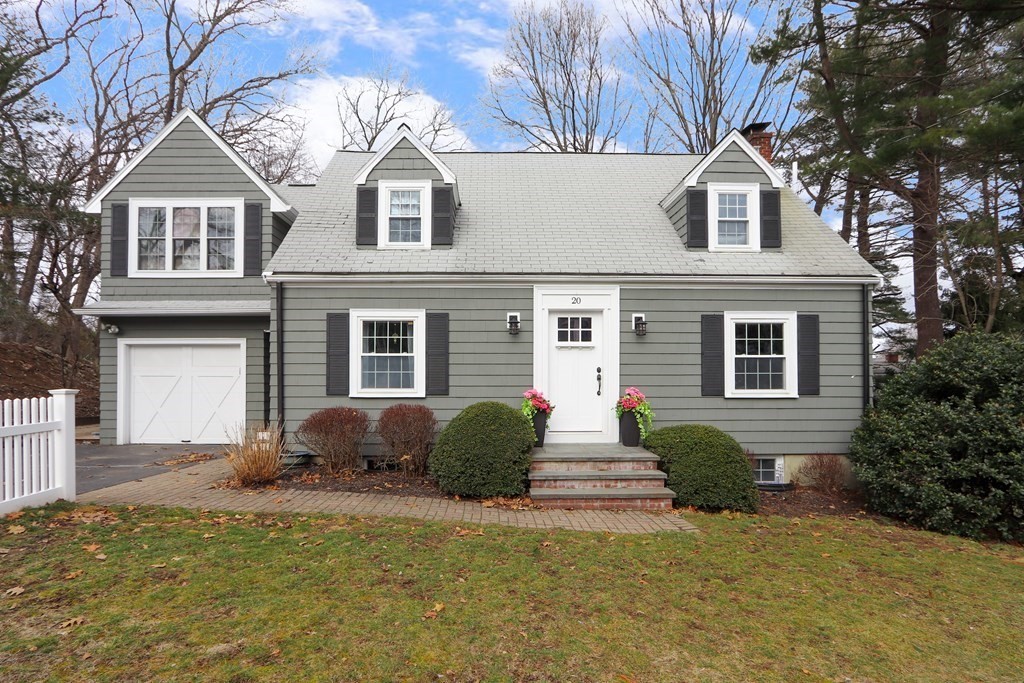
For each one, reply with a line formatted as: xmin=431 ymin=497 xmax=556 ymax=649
xmin=75 ymin=109 xmax=879 ymax=502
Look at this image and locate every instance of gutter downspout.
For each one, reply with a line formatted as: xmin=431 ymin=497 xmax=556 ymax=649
xmin=276 ymin=282 xmax=285 ymax=428
xmin=863 ymin=284 xmax=872 ymax=409
xmin=263 ymin=330 xmax=271 ymax=424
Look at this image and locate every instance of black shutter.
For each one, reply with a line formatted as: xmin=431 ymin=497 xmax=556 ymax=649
xmin=761 ymin=189 xmax=782 ymax=248
xmin=701 ymin=314 xmax=725 ymax=396
xmin=687 ymin=189 xmax=708 ymax=248
xmin=356 ymin=187 xmax=377 ymax=246
xmin=326 ymin=312 xmax=349 ymax=396
xmin=110 ymin=203 xmax=129 ymax=276
xmin=243 ymin=203 xmax=263 ymax=276
xmin=426 ymin=312 xmax=450 ymax=396
xmin=432 ymin=186 xmax=454 ymax=246
xmin=797 ymin=314 xmax=820 ymax=396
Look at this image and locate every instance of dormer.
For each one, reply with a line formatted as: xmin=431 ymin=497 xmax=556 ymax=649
xmin=351 ymin=125 xmax=459 ymax=250
xmin=661 ymin=126 xmax=787 ymax=253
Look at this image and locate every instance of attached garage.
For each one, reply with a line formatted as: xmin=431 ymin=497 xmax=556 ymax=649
xmin=117 ymin=340 xmax=246 ymax=444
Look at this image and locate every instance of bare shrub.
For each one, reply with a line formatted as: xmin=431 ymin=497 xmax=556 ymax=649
xmin=377 ymin=404 xmax=438 ymax=477
xmin=797 ymin=454 xmax=847 ymax=494
xmin=295 ymin=407 xmax=370 ymax=475
xmin=225 ymin=422 xmax=285 ymax=486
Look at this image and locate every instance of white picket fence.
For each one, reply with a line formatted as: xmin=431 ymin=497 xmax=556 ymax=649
xmin=0 ymin=390 xmax=78 ymax=514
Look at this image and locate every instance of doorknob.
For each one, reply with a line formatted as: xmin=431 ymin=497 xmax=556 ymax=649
xmin=596 ymin=366 xmax=602 ymax=396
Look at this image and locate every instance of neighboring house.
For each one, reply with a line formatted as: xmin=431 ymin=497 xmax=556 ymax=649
xmin=75 ymin=109 xmax=879 ymax=491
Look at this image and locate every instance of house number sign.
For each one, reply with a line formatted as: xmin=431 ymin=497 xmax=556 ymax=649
xmin=571 ymin=297 xmax=582 ymax=304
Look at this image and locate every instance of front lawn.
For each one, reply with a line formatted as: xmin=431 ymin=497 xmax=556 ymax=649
xmin=2 ymin=504 xmax=1022 ymax=682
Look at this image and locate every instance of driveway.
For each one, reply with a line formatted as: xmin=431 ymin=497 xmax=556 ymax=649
xmin=76 ymin=444 xmax=225 ymax=494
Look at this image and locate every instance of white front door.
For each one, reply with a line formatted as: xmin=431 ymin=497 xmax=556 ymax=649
xmin=123 ymin=341 xmax=245 ymax=444
xmin=547 ymin=311 xmax=604 ymax=434
xmin=533 ymin=285 xmax=620 ymax=443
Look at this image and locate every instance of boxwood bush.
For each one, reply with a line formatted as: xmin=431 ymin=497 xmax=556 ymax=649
xmin=645 ymin=424 xmax=758 ymax=513
xmin=850 ymin=332 xmax=1024 ymax=540
xmin=428 ymin=401 xmax=534 ymax=497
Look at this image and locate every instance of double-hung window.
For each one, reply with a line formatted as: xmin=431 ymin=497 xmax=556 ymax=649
xmin=129 ymin=198 xmax=244 ymax=276
xmin=708 ymin=183 xmax=760 ymax=252
xmin=377 ymin=180 xmax=432 ymax=249
xmin=349 ymin=309 xmax=426 ymax=397
xmin=724 ymin=311 xmax=798 ymax=398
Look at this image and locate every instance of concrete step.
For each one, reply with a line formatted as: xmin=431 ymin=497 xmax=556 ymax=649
xmin=531 ymin=452 xmax=660 ymax=472
xmin=529 ymin=469 xmax=668 ymax=489
xmin=530 ymin=487 xmax=677 ymax=511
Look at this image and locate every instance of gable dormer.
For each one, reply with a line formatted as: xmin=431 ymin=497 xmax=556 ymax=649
xmin=661 ymin=127 xmax=787 ymax=253
xmin=352 ymin=126 xmax=459 ymax=250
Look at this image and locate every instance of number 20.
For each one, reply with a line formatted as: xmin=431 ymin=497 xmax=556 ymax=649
xmin=571 ymin=297 xmax=582 ymax=305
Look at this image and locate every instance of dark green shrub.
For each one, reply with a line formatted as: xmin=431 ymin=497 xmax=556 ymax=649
xmin=428 ymin=401 xmax=534 ymax=497
xmin=849 ymin=332 xmax=1024 ymax=540
xmin=645 ymin=424 xmax=758 ymax=513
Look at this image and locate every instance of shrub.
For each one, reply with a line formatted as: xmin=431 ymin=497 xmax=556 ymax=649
xmin=796 ymin=454 xmax=847 ymax=495
xmin=225 ymin=422 xmax=285 ymax=487
xmin=849 ymin=332 xmax=1024 ymax=540
xmin=428 ymin=401 xmax=534 ymax=497
xmin=295 ymin=407 xmax=370 ymax=475
xmin=377 ymin=404 xmax=438 ymax=477
xmin=645 ymin=424 xmax=758 ymax=513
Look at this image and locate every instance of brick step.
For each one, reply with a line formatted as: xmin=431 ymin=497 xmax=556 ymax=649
xmin=531 ymin=453 xmax=660 ymax=472
xmin=530 ymin=487 xmax=677 ymax=511
xmin=529 ymin=469 xmax=668 ymax=489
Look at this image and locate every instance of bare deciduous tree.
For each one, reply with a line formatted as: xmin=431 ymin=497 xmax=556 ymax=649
xmin=335 ymin=63 xmax=462 ymax=151
xmin=622 ymin=0 xmax=803 ymax=153
xmin=484 ymin=0 xmax=631 ymax=152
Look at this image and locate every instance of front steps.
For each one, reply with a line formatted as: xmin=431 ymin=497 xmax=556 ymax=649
xmin=529 ymin=444 xmax=676 ymax=510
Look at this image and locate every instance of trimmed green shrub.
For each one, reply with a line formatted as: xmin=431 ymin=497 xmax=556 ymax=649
xmin=645 ymin=424 xmax=758 ymax=513
xmin=428 ymin=401 xmax=534 ymax=497
xmin=849 ymin=332 xmax=1024 ymax=540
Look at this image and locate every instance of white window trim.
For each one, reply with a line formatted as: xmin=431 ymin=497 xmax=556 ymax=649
xmin=377 ymin=180 xmax=432 ymax=250
xmin=708 ymin=182 xmax=760 ymax=253
xmin=349 ymin=308 xmax=427 ymax=398
xmin=127 ymin=197 xmax=245 ymax=278
xmin=724 ymin=311 xmax=798 ymax=398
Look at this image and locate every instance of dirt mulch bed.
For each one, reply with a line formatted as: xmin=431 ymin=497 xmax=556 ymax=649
xmin=757 ymin=485 xmax=874 ymax=519
xmin=277 ymin=465 xmax=450 ymax=499
xmin=0 ymin=342 xmax=99 ymax=419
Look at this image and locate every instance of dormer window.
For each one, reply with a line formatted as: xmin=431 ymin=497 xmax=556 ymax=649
xmin=708 ymin=183 xmax=760 ymax=252
xmin=377 ymin=180 xmax=432 ymax=250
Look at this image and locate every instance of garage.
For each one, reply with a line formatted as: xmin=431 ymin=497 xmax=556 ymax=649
xmin=119 ymin=340 xmax=246 ymax=444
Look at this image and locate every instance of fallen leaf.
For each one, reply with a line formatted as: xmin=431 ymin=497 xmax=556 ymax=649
xmin=453 ymin=527 xmax=483 ymax=537
xmin=0 ymin=548 xmax=9 ymax=555
xmin=82 ymin=544 xmax=101 ymax=553
xmin=94 ymin=554 xmax=107 ymax=561
xmin=7 ymin=525 xmax=26 ymax=535
xmin=5 ymin=511 xmax=25 ymax=520
xmin=82 ymin=653 xmax=92 ymax=660
xmin=5 ymin=586 xmax=25 ymax=596
xmin=821 ymin=553 xmax=832 ymax=558
xmin=64 ymin=571 xmax=84 ymax=580
xmin=59 ymin=617 xmax=84 ymax=629
xmin=424 ymin=602 xmax=446 ymax=619
xmin=202 ymin=533 xmax=216 ymax=539
xmin=149 ymin=563 xmax=167 ymax=569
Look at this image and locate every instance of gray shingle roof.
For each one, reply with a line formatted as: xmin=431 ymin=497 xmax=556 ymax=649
xmin=268 ymin=152 xmax=878 ymax=278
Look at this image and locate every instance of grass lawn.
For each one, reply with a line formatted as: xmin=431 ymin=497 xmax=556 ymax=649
xmin=2 ymin=503 xmax=1022 ymax=682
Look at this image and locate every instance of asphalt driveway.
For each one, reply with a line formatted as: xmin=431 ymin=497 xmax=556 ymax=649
xmin=76 ymin=444 xmax=224 ymax=494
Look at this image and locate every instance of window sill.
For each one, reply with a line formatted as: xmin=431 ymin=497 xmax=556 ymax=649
xmin=708 ymin=245 xmax=761 ymax=253
xmin=725 ymin=391 xmax=799 ymax=399
xmin=127 ymin=271 xmax=246 ymax=279
xmin=376 ymin=243 xmax=431 ymax=251
xmin=349 ymin=390 xmax=425 ymax=399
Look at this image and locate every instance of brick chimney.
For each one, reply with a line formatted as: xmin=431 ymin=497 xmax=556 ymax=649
xmin=740 ymin=122 xmax=773 ymax=163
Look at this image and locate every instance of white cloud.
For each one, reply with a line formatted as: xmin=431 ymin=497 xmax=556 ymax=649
xmin=284 ymin=1 xmax=439 ymax=63
xmin=283 ymin=74 xmax=474 ymax=170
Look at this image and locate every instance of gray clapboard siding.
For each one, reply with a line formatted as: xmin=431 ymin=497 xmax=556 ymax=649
xmin=99 ymin=118 xmax=277 ymax=300
xmin=365 ymin=138 xmax=444 ymax=182
xmin=269 ymin=286 xmax=533 ymax=437
xmin=620 ymin=285 xmax=865 ymax=455
xmin=97 ymin=316 xmax=268 ymax=443
xmin=666 ymin=142 xmax=775 ymax=241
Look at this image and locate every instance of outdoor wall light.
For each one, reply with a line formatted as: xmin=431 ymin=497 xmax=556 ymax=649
xmin=507 ymin=312 xmax=521 ymax=335
xmin=102 ymin=323 xmax=120 ymax=335
xmin=632 ymin=314 xmax=647 ymax=336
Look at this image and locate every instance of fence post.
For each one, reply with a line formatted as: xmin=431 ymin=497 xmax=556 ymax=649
xmin=49 ymin=389 xmax=78 ymax=502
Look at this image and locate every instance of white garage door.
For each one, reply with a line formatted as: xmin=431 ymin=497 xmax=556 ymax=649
xmin=125 ymin=342 xmax=245 ymax=444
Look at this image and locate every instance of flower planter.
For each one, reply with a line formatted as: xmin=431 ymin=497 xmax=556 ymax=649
xmin=533 ymin=411 xmax=548 ymax=447
xmin=619 ymin=411 xmax=641 ymax=447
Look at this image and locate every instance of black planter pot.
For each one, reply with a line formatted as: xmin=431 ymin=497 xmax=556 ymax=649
xmin=533 ymin=411 xmax=548 ymax=447
xmin=619 ymin=411 xmax=641 ymax=447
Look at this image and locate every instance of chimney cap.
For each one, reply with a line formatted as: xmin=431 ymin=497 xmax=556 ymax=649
xmin=740 ymin=122 xmax=772 ymax=136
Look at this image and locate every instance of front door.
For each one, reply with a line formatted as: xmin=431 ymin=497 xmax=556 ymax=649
xmin=547 ymin=311 xmax=604 ymax=435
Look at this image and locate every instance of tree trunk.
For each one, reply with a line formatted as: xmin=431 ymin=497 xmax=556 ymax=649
xmin=855 ymin=183 xmax=870 ymax=259
xmin=839 ymin=179 xmax=855 ymax=243
xmin=910 ymin=175 xmax=944 ymax=355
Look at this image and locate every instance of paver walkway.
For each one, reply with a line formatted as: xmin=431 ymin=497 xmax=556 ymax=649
xmin=79 ymin=459 xmax=698 ymax=534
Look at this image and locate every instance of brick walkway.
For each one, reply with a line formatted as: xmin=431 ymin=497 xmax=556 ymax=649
xmin=79 ymin=460 xmax=698 ymax=534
